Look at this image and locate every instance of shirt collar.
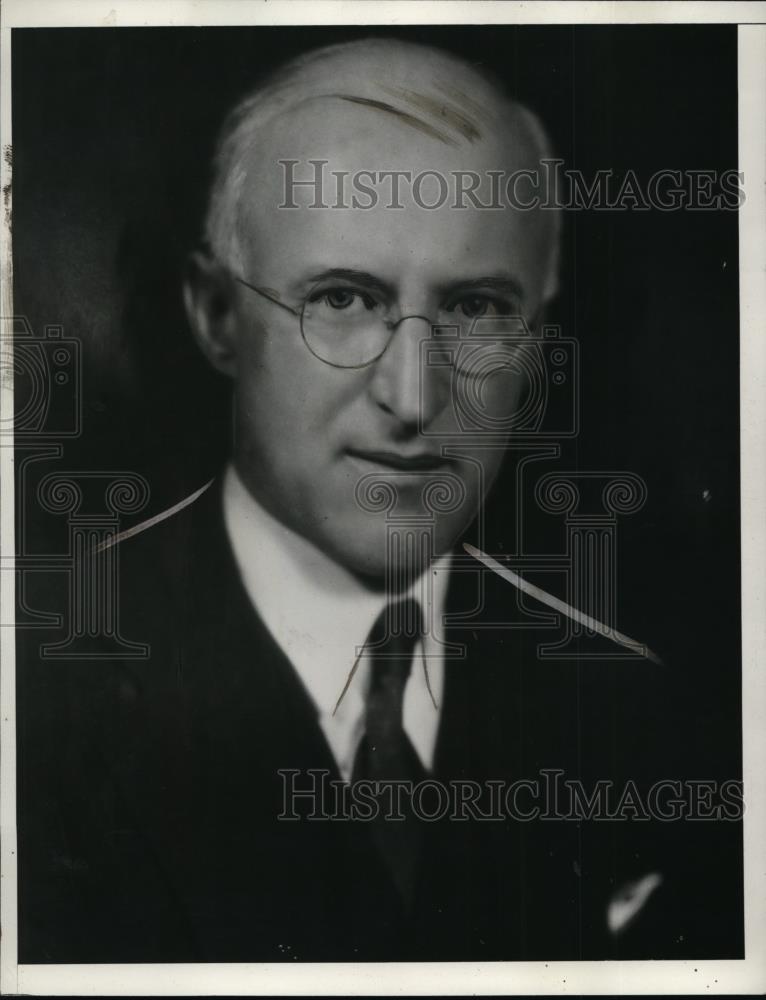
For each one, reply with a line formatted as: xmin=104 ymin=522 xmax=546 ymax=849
xmin=222 ymin=464 xmax=451 ymax=721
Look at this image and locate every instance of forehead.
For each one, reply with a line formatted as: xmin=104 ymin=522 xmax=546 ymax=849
xmin=237 ymin=96 xmax=552 ymax=299
xmin=244 ymin=87 xmax=542 ymax=194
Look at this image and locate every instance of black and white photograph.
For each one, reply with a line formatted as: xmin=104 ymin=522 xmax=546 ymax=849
xmin=1 ymin=1 xmax=764 ymax=995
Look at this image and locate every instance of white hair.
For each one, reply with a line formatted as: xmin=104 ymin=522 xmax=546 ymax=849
xmin=204 ymin=37 xmax=561 ymax=301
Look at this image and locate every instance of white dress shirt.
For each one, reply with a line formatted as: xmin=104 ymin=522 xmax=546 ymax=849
xmin=222 ymin=465 xmax=450 ymax=781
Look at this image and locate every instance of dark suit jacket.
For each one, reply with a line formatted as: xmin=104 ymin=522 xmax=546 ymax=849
xmin=17 ymin=478 xmax=743 ymax=963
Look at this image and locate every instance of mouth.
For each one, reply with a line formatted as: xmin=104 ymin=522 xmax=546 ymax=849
xmin=346 ymin=448 xmax=449 ymax=472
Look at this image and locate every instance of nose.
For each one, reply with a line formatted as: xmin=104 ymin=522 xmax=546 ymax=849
xmin=368 ymin=314 xmax=445 ymax=430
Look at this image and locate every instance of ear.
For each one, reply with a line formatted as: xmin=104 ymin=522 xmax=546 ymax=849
xmin=183 ymin=250 xmax=239 ymax=378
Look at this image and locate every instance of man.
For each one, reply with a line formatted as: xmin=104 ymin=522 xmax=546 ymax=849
xmin=17 ymin=37 xmax=741 ymax=963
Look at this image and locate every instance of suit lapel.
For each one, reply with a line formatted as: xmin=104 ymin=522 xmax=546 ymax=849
xmin=180 ymin=478 xmax=342 ymax=780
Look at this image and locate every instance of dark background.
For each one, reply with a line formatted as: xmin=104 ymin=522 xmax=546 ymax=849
xmin=12 ymin=25 xmax=741 ymax=783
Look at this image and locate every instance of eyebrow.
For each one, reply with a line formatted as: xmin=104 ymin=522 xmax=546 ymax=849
xmin=301 ymin=268 xmax=525 ymax=302
xmin=444 ymin=275 xmax=525 ymax=302
xmin=303 ymin=268 xmax=394 ymax=298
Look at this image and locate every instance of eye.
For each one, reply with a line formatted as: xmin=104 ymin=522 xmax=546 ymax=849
xmin=310 ymin=287 xmax=379 ymax=312
xmin=449 ymin=293 xmax=515 ymax=319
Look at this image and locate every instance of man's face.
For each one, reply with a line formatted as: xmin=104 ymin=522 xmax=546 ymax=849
xmin=224 ymin=93 xmax=554 ymax=580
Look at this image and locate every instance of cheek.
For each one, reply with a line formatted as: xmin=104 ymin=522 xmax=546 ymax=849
xmin=235 ymin=325 xmax=358 ymax=454
xmin=436 ymin=365 xmax=526 ymax=437
xmin=478 ymin=365 xmax=527 ymax=414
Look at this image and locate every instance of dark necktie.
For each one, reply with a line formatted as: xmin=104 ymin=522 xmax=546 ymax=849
xmin=351 ymin=597 xmax=426 ymax=908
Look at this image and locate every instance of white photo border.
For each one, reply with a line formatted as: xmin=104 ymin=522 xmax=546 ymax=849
xmin=1 ymin=2 xmax=764 ymax=995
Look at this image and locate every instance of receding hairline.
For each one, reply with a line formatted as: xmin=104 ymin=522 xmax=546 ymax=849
xmin=204 ymin=38 xmax=558 ymax=285
xmin=258 ymin=37 xmax=515 ymax=125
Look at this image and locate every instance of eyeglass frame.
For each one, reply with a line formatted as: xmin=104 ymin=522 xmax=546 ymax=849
xmin=203 ymin=247 xmax=541 ymax=372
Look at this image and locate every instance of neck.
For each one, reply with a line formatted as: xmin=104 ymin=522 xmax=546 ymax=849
xmin=230 ymin=458 xmax=440 ymax=594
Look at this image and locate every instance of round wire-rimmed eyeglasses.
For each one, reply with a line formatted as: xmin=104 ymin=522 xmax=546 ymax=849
xmin=207 ymin=251 xmax=538 ymax=374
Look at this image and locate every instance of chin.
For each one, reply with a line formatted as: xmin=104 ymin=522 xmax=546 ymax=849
xmin=322 ymin=523 xmax=394 ymax=584
xmin=320 ymin=511 xmax=465 ymax=587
